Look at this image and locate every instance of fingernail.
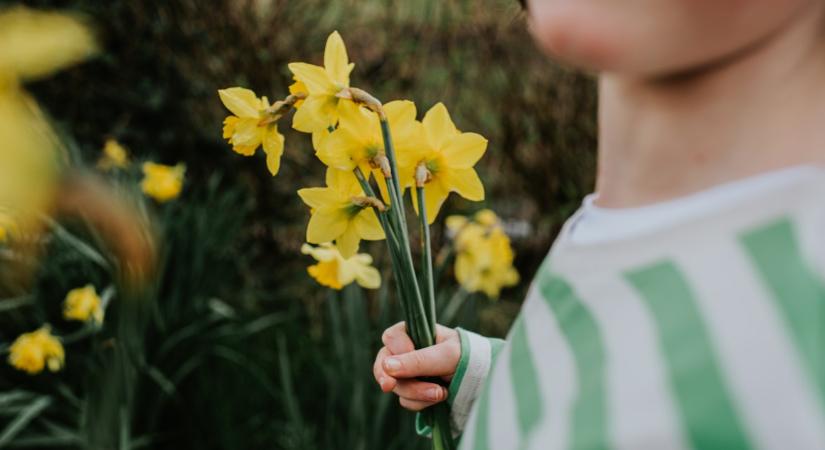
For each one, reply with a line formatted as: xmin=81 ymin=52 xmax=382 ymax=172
xmin=385 ymin=357 xmax=401 ymax=371
xmin=428 ymin=387 xmax=442 ymax=401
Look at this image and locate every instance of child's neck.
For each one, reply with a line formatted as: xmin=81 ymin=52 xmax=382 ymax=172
xmin=595 ymin=6 xmax=825 ymax=208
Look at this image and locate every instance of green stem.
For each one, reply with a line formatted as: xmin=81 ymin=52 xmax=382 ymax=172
xmin=415 ymin=187 xmax=436 ymax=339
xmin=353 ymin=168 xmax=420 ymax=344
xmin=378 ymin=119 xmax=432 ymax=347
xmin=440 ymin=288 xmax=469 ymax=327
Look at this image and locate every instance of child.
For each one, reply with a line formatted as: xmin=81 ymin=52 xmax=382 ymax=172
xmin=373 ymin=0 xmax=825 ymax=449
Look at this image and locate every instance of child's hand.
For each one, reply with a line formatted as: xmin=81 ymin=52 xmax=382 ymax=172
xmin=373 ymin=321 xmax=461 ymax=411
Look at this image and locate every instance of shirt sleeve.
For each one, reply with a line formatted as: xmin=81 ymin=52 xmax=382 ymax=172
xmin=416 ymin=328 xmax=506 ymax=438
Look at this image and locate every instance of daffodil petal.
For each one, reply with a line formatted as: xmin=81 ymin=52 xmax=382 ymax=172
xmin=316 ymin=127 xmax=361 ymax=171
xmin=324 ymin=31 xmax=351 ymax=86
xmin=297 ymin=187 xmax=335 ymax=209
xmin=262 ymin=127 xmax=285 ymax=175
xmin=336 ymin=224 xmax=360 ymax=258
xmin=222 ymin=116 xmax=238 ymax=139
xmin=385 ymin=100 xmax=416 ymax=128
xmin=288 ymin=62 xmax=334 ymax=95
xmin=442 ymin=132 xmax=487 ymax=168
xmin=218 ymin=88 xmax=260 ymax=118
xmin=445 ymin=215 xmax=468 ymax=234
xmin=301 ymin=242 xmax=338 ymax=262
xmin=416 ymin=180 xmax=448 ymax=225
xmin=232 ymin=144 xmax=257 ymax=156
xmin=354 ymin=210 xmax=385 ymax=240
xmin=423 ymin=102 xmax=459 ymax=149
xmin=312 ymin=130 xmax=329 ymax=150
xmin=292 ymin=94 xmax=337 ymax=133
xmin=325 ymin=168 xmax=361 ymax=195
xmin=307 ymin=208 xmax=349 ymax=244
xmin=231 ymin=118 xmax=263 ymax=147
xmin=355 ymin=265 xmax=381 ymax=289
xmin=338 ymin=100 xmax=376 ymax=137
xmin=445 ymin=168 xmax=484 ymax=201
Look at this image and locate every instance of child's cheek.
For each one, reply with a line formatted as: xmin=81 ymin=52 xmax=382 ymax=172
xmin=527 ymin=2 xmax=625 ymax=72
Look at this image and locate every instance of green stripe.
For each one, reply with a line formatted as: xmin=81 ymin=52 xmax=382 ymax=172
xmin=449 ymin=328 xmax=474 ymax=405
xmin=740 ymin=218 xmax=825 ymax=401
xmin=537 ymin=272 xmax=609 ymax=450
xmin=509 ymin=317 xmax=543 ymax=436
xmin=625 ymin=261 xmax=751 ymax=450
xmin=471 ymin=372 xmax=493 ymax=450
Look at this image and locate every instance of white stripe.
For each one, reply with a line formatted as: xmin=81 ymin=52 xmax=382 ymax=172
xmin=458 ymin=395 xmax=480 ymax=450
xmin=452 ymin=330 xmax=492 ymax=434
xmin=520 ymin=285 xmax=577 ymax=450
xmin=486 ymin=343 xmax=521 ymax=449
xmin=677 ymin=236 xmax=825 ymax=449
xmin=554 ymin=267 xmax=690 ymax=450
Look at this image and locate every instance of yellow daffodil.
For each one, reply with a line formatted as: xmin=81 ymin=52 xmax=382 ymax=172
xmin=448 ymin=210 xmax=519 ymax=299
xmin=97 ymin=138 xmax=129 ymax=170
xmin=398 ymin=103 xmax=487 ymax=223
xmin=317 ymin=100 xmax=420 ymax=202
xmin=8 ymin=326 xmax=65 ymax=374
xmin=141 ymin=162 xmax=185 ymax=203
xmin=297 ymin=168 xmax=384 ymax=258
xmin=63 ymin=284 xmax=104 ymax=324
xmin=219 ymin=87 xmax=285 ymax=176
xmin=0 ymin=6 xmax=97 ymax=81
xmin=288 ymin=31 xmax=355 ymax=133
xmin=301 ymin=242 xmax=381 ymax=290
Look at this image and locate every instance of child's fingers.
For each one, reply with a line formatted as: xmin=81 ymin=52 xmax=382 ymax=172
xmin=373 ymin=346 xmax=397 ymax=392
xmin=382 ymin=321 xmax=415 ymax=355
xmin=382 ymin=341 xmax=460 ymax=378
xmin=399 ymin=397 xmax=437 ymax=412
xmin=393 ymin=379 xmax=448 ymax=404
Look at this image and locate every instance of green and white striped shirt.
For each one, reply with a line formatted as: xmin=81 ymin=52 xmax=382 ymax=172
xmin=448 ymin=166 xmax=825 ymax=450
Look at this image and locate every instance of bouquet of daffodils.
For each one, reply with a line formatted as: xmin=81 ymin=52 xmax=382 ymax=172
xmin=219 ymin=31 xmax=493 ymax=450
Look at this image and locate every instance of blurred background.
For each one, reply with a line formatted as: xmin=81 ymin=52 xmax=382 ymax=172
xmin=0 ymin=0 xmax=596 ymax=448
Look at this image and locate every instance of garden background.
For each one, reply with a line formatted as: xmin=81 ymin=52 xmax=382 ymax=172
xmin=0 ymin=0 xmax=596 ymax=448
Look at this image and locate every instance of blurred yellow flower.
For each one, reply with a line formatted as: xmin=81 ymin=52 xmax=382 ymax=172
xmin=301 ymin=242 xmax=381 ymax=290
xmin=398 ymin=103 xmax=487 ymax=223
xmin=317 ymin=100 xmax=420 ymax=202
xmin=219 ymin=87 xmax=285 ymax=176
xmin=141 ymin=162 xmax=185 ymax=203
xmin=0 ymin=82 xmax=59 ymax=235
xmin=288 ymin=31 xmax=354 ymax=133
xmin=97 ymin=138 xmax=129 ymax=170
xmin=297 ymin=168 xmax=384 ymax=258
xmin=448 ymin=210 xmax=519 ymax=299
xmin=0 ymin=209 xmax=18 ymax=244
xmin=8 ymin=326 xmax=65 ymax=374
xmin=0 ymin=6 xmax=97 ymax=81
xmin=63 ymin=284 xmax=104 ymax=325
